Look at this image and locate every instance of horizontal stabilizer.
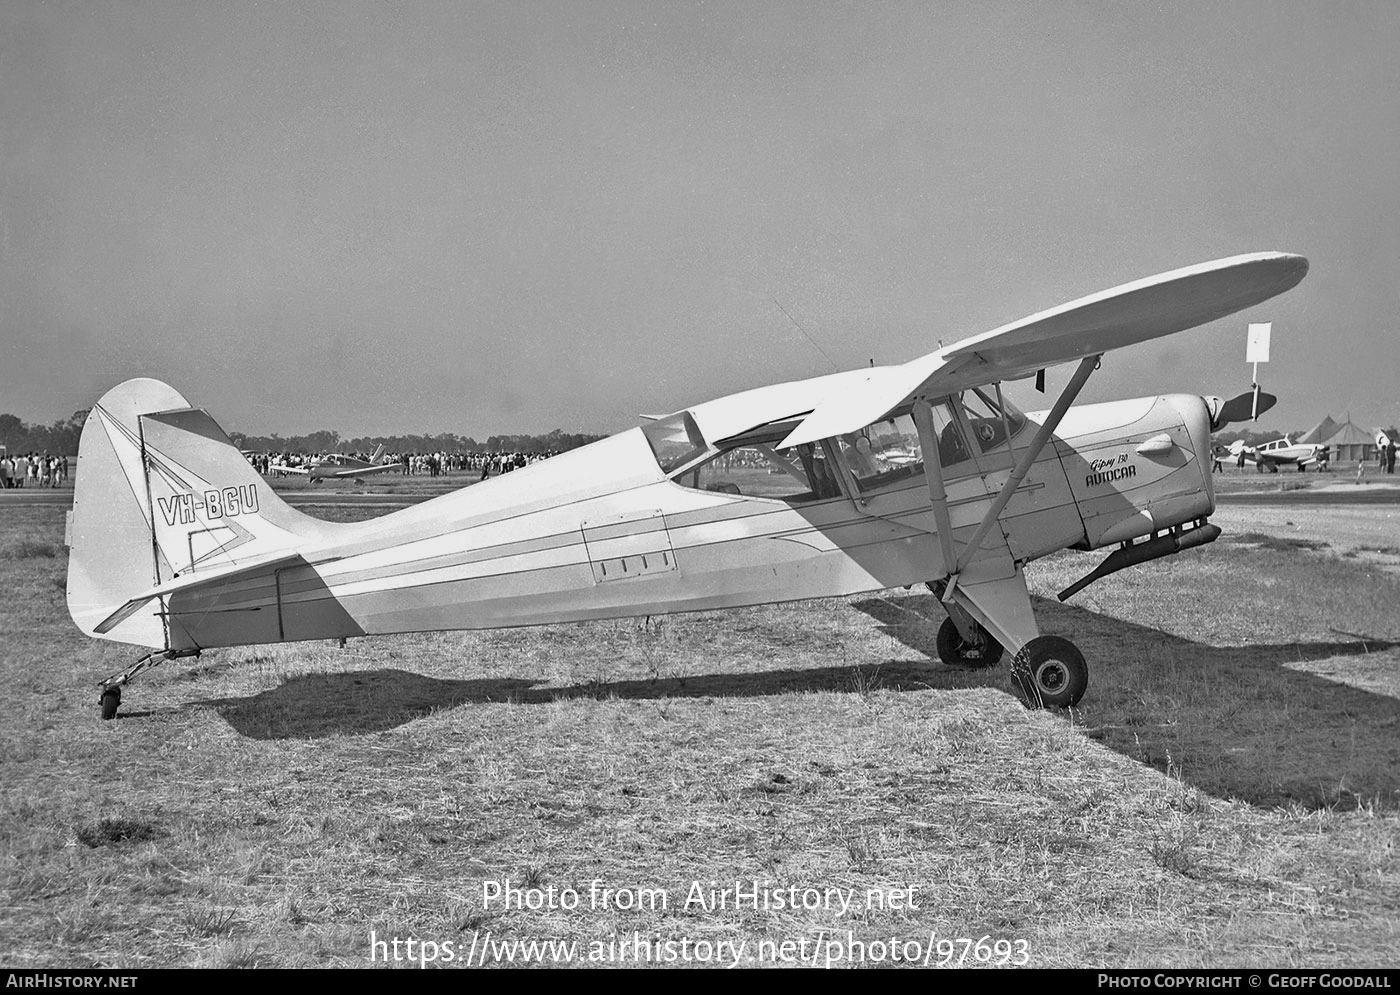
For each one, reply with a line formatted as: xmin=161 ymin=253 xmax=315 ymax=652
xmin=94 ymin=551 xmax=309 ymax=635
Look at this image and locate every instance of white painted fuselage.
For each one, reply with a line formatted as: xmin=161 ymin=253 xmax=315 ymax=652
xmin=69 ymin=385 xmax=1212 ymax=653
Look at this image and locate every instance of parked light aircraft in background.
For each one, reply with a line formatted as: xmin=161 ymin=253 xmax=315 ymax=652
xmin=66 ymin=252 xmax=1308 ymax=720
xmin=1223 ymin=436 xmax=1324 ymax=472
xmin=273 ymin=445 xmax=397 ymax=483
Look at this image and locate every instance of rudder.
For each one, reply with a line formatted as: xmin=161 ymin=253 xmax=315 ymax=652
xmin=66 ymin=379 xmax=341 ymax=648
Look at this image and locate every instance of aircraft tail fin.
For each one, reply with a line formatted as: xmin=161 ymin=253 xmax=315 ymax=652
xmin=370 ymin=443 xmax=386 ymax=464
xmin=66 ymin=379 xmax=344 ymax=648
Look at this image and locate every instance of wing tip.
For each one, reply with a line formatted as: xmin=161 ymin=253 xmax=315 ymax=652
xmin=1236 ymin=249 xmax=1308 ymax=282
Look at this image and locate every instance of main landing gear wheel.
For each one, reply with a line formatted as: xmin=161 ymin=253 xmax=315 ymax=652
xmin=99 ymin=686 xmax=121 ymax=721
xmin=936 ymin=617 xmax=1004 ymax=668
xmin=1010 ymin=635 xmax=1088 ymax=709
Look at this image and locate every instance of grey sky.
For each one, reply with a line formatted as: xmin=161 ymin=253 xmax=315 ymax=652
xmin=3 ymin=1 xmax=1397 ymax=439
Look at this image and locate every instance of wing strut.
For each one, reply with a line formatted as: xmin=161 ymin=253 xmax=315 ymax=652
xmin=953 ymin=354 xmax=1100 ymax=577
xmin=910 ymin=400 xmax=958 ymax=574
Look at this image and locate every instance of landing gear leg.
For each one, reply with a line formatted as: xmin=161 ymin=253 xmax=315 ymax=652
xmin=936 ymin=616 xmax=1004 ymax=668
xmin=97 ymin=647 xmax=200 ymax=720
xmin=1010 ymin=635 xmax=1088 ymax=708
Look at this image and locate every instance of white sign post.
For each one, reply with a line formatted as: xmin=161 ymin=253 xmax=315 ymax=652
xmin=1246 ymin=322 xmax=1271 ymax=420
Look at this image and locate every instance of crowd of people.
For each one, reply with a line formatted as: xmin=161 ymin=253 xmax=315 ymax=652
xmin=9 ymin=434 xmax=1400 ymax=493
xmin=0 ymin=445 xmax=568 ymax=491
xmin=0 ymin=452 xmax=68 ymax=488
xmin=389 ymin=451 xmax=561 ymax=477
xmin=259 ymin=450 xmax=561 ymax=479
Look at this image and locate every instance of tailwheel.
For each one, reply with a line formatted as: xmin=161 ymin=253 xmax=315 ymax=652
xmin=936 ymin=617 xmax=1004 ymax=668
xmin=95 ymin=647 xmax=197 ymax=721
xmin=99 ymin=686 xmax=122 ymax=721
xmin=1010 ymin=635 xmax=1088 ymax=708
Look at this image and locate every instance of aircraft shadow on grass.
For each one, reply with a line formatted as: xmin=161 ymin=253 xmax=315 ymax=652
xmin=195 ymin=659 xmax=944 ymax=740
xmin=195 ymin=593 xmax=1400 ymax=811
xmin=858 ymin=593 xmax=1400 ymax=811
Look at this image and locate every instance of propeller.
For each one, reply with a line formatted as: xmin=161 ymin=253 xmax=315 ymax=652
xmin=1205 ymin=390 xmax=1276 ymax=431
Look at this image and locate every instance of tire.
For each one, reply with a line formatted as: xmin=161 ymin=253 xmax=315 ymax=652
xmin=1010 ymin=635 xmax=1088 ymax=708
xmin=100 ymin=687 xmax=121 ymax=721
xmin=936 ymin=617 xmax=1004 ymax=668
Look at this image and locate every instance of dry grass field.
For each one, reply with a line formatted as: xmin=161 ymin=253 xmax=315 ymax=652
xmin=1 ymin=485 xmax=1398 ymax=968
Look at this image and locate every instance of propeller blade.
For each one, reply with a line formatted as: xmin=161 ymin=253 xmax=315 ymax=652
xmin=1210 ymin=390 xmax=1276 ymax=431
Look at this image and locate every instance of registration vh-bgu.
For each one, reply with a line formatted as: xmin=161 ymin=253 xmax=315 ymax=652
xmin=67 ymin=252 xmax=1308 ymax=719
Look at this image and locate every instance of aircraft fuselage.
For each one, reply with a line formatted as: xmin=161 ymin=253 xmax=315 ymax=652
xmin=151 ymin=392 xmax=1213 ymax=652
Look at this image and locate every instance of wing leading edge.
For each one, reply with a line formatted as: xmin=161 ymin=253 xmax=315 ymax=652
xmin=780 ymin=252 xmax=1308 ymax=449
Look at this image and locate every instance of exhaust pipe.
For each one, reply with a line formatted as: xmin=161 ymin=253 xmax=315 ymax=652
xmin=1058 ymin=522 xmax=1221 ymax=602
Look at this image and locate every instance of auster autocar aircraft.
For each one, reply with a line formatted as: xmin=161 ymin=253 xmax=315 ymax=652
xmin=273 ymin=445 xmax=397 ymax=482
xmin=1223 ymin=436 xmax=1324 ymax=472
xmin=67 ymin=252 xmax=1308 ymax=720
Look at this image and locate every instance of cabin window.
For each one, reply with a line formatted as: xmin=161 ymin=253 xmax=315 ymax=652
xmin=641 ymin=411 xmax=708 ymax=474
xmin=675 ymin=439 xmax=841 ymax=502
xmin=841 ymin=402 xmax=976 ymax=491
xmin=960 ymin=388 xmax=1026 ymax=453
xmin=840 ymin=413 xmax=925 ymax=490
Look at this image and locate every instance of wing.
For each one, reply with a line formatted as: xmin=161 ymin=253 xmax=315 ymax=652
xmin=331 ymin=463 xmax=399 ymax=478
xmin=780 ymin=252 xmax=1308 ymax=448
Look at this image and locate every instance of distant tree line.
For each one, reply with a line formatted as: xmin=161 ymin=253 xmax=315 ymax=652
xmin=13 ymin=408 xmax=1393 ymax=460
xmin=0 ymin=410 xmax=89 ymax=456
xmin=0 ymin=411 xmax=607 ymax=457
xmin=227 ymin=426 xmax=608 ymax=455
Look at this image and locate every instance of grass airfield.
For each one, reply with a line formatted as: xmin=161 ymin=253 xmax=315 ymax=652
xmin=2 ymin=469 xmax=1399 ymax=968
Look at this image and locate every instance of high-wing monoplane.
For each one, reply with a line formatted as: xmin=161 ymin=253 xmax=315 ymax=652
xmin=272 ymin=445 xmax=397 ymax=483
xmin=66 ymin=252 xmax=1308 ymax=719
xmin=1224 ymin=436 xmax=1324 ymax=472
